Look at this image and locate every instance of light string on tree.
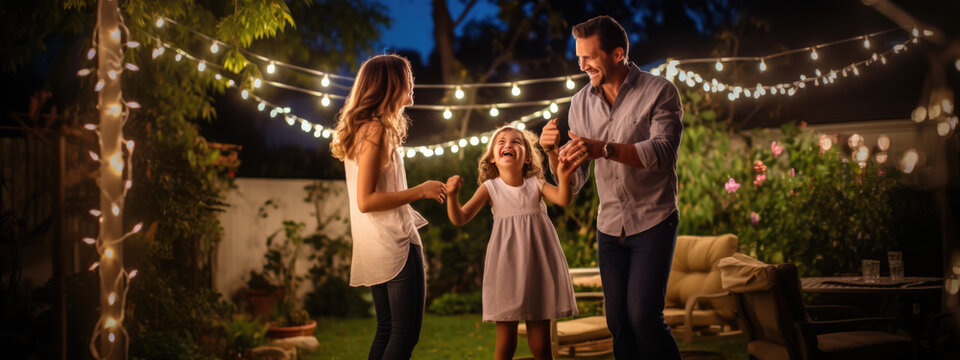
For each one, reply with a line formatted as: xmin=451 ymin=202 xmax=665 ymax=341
xmin=74 ymin=0 xmax=143 ymax=358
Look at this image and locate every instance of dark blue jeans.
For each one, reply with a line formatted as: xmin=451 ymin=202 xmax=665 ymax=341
xmin=369 ymin=244 xmax=425 ymax=360
xmin=598 ymin=211 xmax=682 ymax=359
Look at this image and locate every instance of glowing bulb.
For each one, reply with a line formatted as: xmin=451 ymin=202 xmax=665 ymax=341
xmin=111 ymin=204 xmax=120 ymax=216
xmin=77 ymin=69 xmax=91 ymax=77
xmin=727 ymin=93 xmax=736 ymax=101
xmin=511 ymin=83 xmax=521 ymax=96
xmin=516 ymin=122 xmax=526 ymax=130
xmin=132 ymin=222 xmax=143 ymax=233
xmin=489 ymin=107 xmax=499 ymax=117
xmin=549 ymin=102 xmax=559 ymax=113
xmin=454 ymin=86 xmax=464 ymax=99
xmin=109 ymin=153 xmax=124 ymax=174
xmin=912 ymin=106 xmax=927 ymax=123
xmin=227 ymin=80 xmax=235 ymax=87
xmin=451 ymin=145 xmax=459 ymax=153
xmin=819 ymin=134 xmax=833 ymax=152
xmin=197 ymin=62 xmax=206 ymax=72
xmin=124 ymin=180 xmax=132 ymax=190
xmin=542 ymin=110 xmax=552 ymax=119
xmin=321 ymin=96 xmax=331 ymax=107
xmin=481 ymin=136 xmax=489 ymax=144
xmin=877 ymin=135 xmax=890 ymax=151
xmin=253 ymin=78 xmax=261 ymax=88
xmin=110 ymin=29 xmax=120 ymax=41
xmin=105 ymin=248 xmax=114 ymax=259
xmin=715 ymin=60 xmax=723 ymax=71
xmin=241 ymin=89 xmax=249 ymax=99
xmin=855 ymin=146 xmax=869 ymax=162
xmin=810 ymin=48 xmax=818 ymax=60
xmin=847 ymin=133 xmax=863 ymax=148
xmin=152 ymin=47 xmax=164 ymax=59
xmin=107 ymin=70 xmax=117 ymax=80
xmin=285 ymin=115 xmax=295 ymax=126
xmin=423 ymin=148 xmax=434 ymax=157
xmin=108 ymin=292 xmax=116 ymax=305
xmin=322 ymin=129 xmax=331 ymax=139
xmin=901 ymin=149 xmax=919 ymax=173
xmin=107 ymin=104 xmax=122 ymax=116
xmin=126 ymin=41 xmax=140 ymax=48
xmin=435 ymin=147 xmax=444 ymax=156
xmin=912 ymin=27 xmax=919 ymax=37
xmin=156 ymin=18 xmax=164 ymax=28
xmin=788 ymin=88 xmax=796 ymax=96
xmin=923 ymin=29 xmax=933 ymax=36
xmin=89 ymin=209 xmax=102 ymax=217
xmin=938 ymin=122 xmax=950 ymax=136
xmin=126 ymin=101 xmax=140 ymax=109
xmin=83 ymin=237 xmax=96 ymax=245
xmin=210 ymin=42 xmax=219 ymax=54
xmin=266 ymin=62 xmax=275 ymax=74
xmin=853 ymin=66 xmax=860 ymax=76
xmin=321 ymin=75 xmax=330 ymax=87
xmin=406 ymin=149 xmax=415 ymax=158
xmin=128 ymin=269 xmax=138 ymax=279
xmin=443 ymin=108 xmax=452 ymax=119
xmin=459 ymin=139 xmax=467 ymax=147
xmin=943 ymin=99 xmax=954 ymax=114
xmin=815 ymin=69 xmax=822 ymax=77
xmin=863 ymin=36 xmax=870 ymax=48
xmin=258 ymin=102 xmax=266 ymax=111
xmin=759 ymin=59 xmax=767 ymax=72
xmin=95 ymin=79 xmax=105 ymax=92
xmin=108 ymin=332 xmax=116 ymax=343
xmin=470 ymin=137 xmax=479 ymax=146
xmin=930 ymin=104 xmax=942 ymax=119
xmin=87 ymin=48 xmax=96 ymax=60
xmin=270 ymin=109 xmax=278 ymax=118
xmin=566 ymin=77 xmax=575 ymax=89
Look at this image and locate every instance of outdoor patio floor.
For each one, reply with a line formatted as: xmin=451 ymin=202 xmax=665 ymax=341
xmin=308 ymin=314 xmax=748 ymax=359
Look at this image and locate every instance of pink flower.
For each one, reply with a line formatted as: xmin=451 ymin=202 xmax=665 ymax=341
xmin=753 ymin=173 xmax=766 ymax=186
xmin=771 ymin=141 xmax=783 ymax=157
xmin=753 ymin=160 xmax=767 ymax=174
xmin=789 ymin=168 xmax=796 ymax=177
xmin=724 ymin=178 xmax=741 ymax=193
xmin=750 ymin=212 xmax=760 ymax=225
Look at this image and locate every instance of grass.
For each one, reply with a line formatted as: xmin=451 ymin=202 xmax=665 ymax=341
xmin=306 ymin=314 xmax=748 ymax=359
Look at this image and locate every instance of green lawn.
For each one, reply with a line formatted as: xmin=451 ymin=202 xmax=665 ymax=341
xmin=307 ymin=314 xmax=748 ymax=359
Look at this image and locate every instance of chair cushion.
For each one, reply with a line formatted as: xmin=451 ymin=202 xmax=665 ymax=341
xmin=817 ymin=330 xmax=911 ymax=359
xmin=666 ymin=234 xmax=739 ymax=309
xmin=520 ymin=316 xmax=611 ymax=344
xmin=572 ymin=274 xmax=602 ymax=288
xmin=747 ymin=340 xmax=790 ymax=360
xmin=662 ymin=308 xmax=723 ymax=327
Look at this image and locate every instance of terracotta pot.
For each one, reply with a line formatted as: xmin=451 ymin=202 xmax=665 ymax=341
xmin=244 ymin=287 xmax=283 ymax=319
xmin=266 ymin=319 xmax=317 ymax=339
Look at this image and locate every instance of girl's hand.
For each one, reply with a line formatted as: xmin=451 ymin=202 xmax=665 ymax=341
xmin=416 ymin=180 xmax=447 ymax=204
xmin=445 ymin=175 xmax=463 ymax=195
xmin=557 ymin=156 xmax=585 ymax=180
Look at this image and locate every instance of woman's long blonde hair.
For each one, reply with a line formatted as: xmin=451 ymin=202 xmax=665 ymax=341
xmin=330 ymin=54 xmax=413 ymax=167
xmin=477 ymin=126 xmax=544 ymax=185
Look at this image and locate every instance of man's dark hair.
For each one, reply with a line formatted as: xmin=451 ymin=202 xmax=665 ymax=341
xmin=572 ymin=15 xmax=629 ymax=63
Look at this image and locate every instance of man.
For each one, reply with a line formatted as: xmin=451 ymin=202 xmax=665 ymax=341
xmin=540 ymin=15 xmax=683 ymax=359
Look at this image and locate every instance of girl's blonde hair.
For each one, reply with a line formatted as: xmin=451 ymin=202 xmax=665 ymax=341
xmin=477 ymin=126 xmax=544 ymax=185
xmin=330 ymin=54 xmax=413 ymax=167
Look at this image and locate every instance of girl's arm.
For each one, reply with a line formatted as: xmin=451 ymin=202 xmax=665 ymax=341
xmin=356 ymin=122 xmax=446 ymax=213
xmin=542 ymin=157 xmax=586 ymax=207
xmin=445 ymin=175 xmax=490 ymax=226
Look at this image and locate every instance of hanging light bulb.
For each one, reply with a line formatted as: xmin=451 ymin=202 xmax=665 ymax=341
xmin=110 ymin=29 xmax=120 ymax=41
xmin=126 ymin=41 xmax=140 ymax=48
xmin=459 ymin=139 xmax=468 ymax=147
xmin=549 ymin=102 xmax=559 ymax=113
xmin=321 ymin=95 xmax=331 ymax=107
xmin=451 ymin=144 xmax=459 ymax=153
xmin=227 ymin=79 xmax=235 ymax=87
xmin=454 ymin=86 xmax=464 ymax=99
xmin=901 ymin=149 xmax=919 ymax=174
xmin=481 ymin=136 xmax=489 ymax=144
xmin=470 ymin=136 xmax=479 ymax=146
xmin=152 ymin=47 xmax=164 ymax=59
xmin=197 ymin=61 xmax=206 ymax=72
xmin=156 ymin=18 xmax=164 ymax=28
xmin=852 ymin=66 xmax=860 ymax=76
xmin=240 ymin=89 xmax=248 ymax=99
xmin=863 ymin=36 xmax=870 ymax=48
xmin=489 ymin=107 xmax=499 ymax=117
xmin=511 ymin=83 xmax=521 ymax=96
xmin=759 ymin=59 xmax=767 ymax=72
xmin=566 ymin=77 xmax=575 ymax=90
xmin=877 ymin=135 xmax=890 ymax=151
xmin=210 ymin=41 xmax=219 ymax=54
xmin=124 ymin=63 xmax=139 ymax=71
xmin=77 ymin=69 xmax=92 ymax=77
xmin=320 ymin=75 xmax=330 ymax=87
xmin=322 ymin=129 xmax=331 ymax=139
xmin=810 ymin=48 xmax=819 ymax=60
xmin=253 ymin=78 xmax=262 ymax=88
xmin=406 ymin=149 xmax=416 ymax=158
xmin=174 ymin=53 xmax=183 ymax=62
xmin=258 ymin=102 xmax=266 ymax=111
xmin=542 ymin=110 xmax=552 ymax=119
xmin=443 ymin=108 xmax=453 ymax=119
xmin=300 ymin=120 xmax=312 ymax=132
xmin=715 ymin=59 xmax=723 ymax=71
xmin=266 ymin=62 xmax=275 ymax=74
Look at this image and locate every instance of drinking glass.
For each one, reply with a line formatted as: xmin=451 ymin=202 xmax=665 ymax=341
xmin=889 ymin=260 xmax=904 ymax=281
xmin=887 ymin=251 xmax=902 ymax=263
xmin=862 ymin=259 xmax=880 ymax=284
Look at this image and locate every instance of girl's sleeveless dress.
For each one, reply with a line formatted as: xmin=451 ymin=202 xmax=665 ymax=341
xmin=481 ymin=176 xmax=578 ymax=322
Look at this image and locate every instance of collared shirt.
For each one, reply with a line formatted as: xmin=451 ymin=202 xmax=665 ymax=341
xmin=565 ymin=62 xmax=683 ymax=237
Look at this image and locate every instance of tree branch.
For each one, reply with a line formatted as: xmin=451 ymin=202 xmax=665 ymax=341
xmin=453 ymin=0 xmax=479 ymax=27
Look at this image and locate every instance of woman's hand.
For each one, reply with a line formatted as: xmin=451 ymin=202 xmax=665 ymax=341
xmin=416 ymin=180 xmax=447 ymax=204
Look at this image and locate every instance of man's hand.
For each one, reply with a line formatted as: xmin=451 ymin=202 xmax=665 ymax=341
xmin=560 ymin=131 xmax=605 ymax=162
xmin=539 ymin=118 xmax=560 ymax=152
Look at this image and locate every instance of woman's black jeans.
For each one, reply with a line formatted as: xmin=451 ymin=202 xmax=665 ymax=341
xmin=368 ymin=244 xmax=425 ymax=360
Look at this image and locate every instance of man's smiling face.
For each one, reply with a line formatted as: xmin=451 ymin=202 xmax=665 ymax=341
xmin=575 ymin=34 xmax=621 ymax=88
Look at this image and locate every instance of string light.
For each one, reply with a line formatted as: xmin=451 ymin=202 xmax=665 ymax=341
xmin=155 ymin=18 xmax=164 ymax=28
xmin=253 ymin=78 xmax=261 ymax=88
xmin=266 ymin=62 xmax=276 ymax=74
xmin=863 ymin=36 xmax=871 ymax=48
xmin=87 ymin=48 xmax=96 ymax=60
xmin=320 ymin=75 xmax=330 ymax=87
xmin=240 ymin=89 xmax=249 ymax=99
xmin=454 ymin=86 xmax=464 ymax=99
xmin=759 ymin=59 xmax=767 ymax=72
xmin=810 ymin=48 xmax=819 ymax=60
xmin=209 ymin=41 xmax=219 ymax=54
xmin=77 ymin=69 xmax=92 ymax=76
xmin=566 ymin=77 xmax=575 ymax=90
xmin=197 ymin=61 xmax=206 ymax=72
xmin=489 ymin=107 xmax=499 ymax=117
xmin=83 ymin=237 xmax=97 ymax=245
xmin=321 ymin=95 xmax=331 ymax=107
xmin=511 ymin=83 xmax=521 ymax=96
xmin=442 ymin=108 xmax=453 ymax=119
xmin=715 ymin=59 xmax=723 ymax=71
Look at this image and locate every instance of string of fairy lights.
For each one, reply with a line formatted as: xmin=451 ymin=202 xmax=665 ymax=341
xmin=145 ymin=15 xmax=954 ymax=163
xmin=75 ymin=0 xmax=143 ymax=358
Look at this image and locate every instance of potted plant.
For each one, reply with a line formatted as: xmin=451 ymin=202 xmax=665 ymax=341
xmin=243 ymin=270 xmax=283 ymax=319
xmin=261 ymin=220 xmax=317 ymax=338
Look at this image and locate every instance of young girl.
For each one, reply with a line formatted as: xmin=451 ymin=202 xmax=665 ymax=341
xmin=445 ymin=126 xmax=584 ymax=360
xmin=330 ymin=54 xmax=447 ymax=360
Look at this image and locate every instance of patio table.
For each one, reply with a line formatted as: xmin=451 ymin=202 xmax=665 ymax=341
xmin=801 ymin=276 xmax=943 ymax=294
